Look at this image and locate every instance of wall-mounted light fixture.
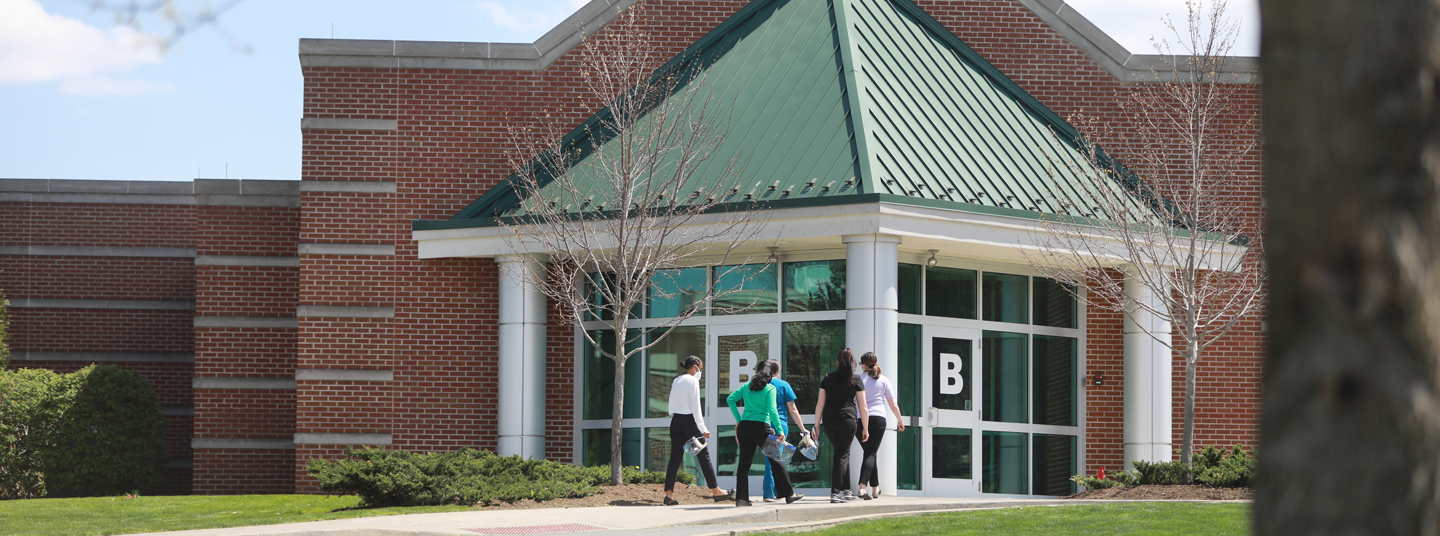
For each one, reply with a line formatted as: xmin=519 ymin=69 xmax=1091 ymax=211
xmin=926 ymin=249 xmax=939 ymax=267
xmin=767 ymin=246 xmax=780 ymax=264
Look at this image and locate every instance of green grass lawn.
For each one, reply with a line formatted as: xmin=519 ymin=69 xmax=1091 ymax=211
xmin=0 ymin=494 xmax=473 ymax=536
xmin=787 ymin=503 xmax=1250 ymax=536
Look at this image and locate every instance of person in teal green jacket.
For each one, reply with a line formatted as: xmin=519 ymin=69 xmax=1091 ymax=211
xmin=726 ymin=362 xmax=805 ymax=507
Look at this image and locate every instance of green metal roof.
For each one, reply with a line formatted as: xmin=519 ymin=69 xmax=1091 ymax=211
xmin=436 ymin=0 xmax=1144 ymax=227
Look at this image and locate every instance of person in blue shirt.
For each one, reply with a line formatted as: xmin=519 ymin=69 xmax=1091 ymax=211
xmin=760 ymin=359 xmax=810 ymax=502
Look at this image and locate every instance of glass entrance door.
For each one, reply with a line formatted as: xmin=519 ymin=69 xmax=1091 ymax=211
xmin=922 ymin=326 xmax=982 ymax=496
xmin=708 ymin=323 xmax=779 ymax=493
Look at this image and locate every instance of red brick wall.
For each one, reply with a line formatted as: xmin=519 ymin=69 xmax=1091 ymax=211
xmin=197 ymin=207 xmax=299 ymax=256
xmin=0 ymin=257 xmax=194 ymax=301
xmin=193 ymin=450 xmax=295 ymax=495
xmin=0 ymin=203 xmax=195 ymax=247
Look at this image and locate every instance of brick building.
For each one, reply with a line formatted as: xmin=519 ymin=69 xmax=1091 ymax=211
xmin=0 ymin=0 xmax=1262 ymax=497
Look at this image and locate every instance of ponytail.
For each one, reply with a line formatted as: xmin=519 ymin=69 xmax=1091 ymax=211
xmin=680 ymin=355 xmax=703 ymax=377
xmin=860 ymin=351 xmax=881 ymax=379
xmin=837 ymin=348 xmax=856 ymax=380
xmin=748 ymin=359 xmax=775 ymax=391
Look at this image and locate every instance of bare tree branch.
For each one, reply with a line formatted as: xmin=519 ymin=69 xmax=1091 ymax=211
xmin=1022 ymin=0 xmax=1265 ymax=471
xmin=499 ymin=0 xmax=768 ymax=486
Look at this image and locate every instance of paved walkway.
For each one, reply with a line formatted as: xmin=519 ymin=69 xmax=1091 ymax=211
xmin=130 ymin=497 xmax=1109 ymax=536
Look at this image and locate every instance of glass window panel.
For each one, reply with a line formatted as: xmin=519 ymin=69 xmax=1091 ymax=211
xmin=717 ymin=333 xmax=769 ymax=403
xmin=1033 ymin=434 xmax=1078 ymax=496
xmin=897 ymin=323 xmax=922 ymax=417
xmin=582 ymin=428 xmax=642 ymax=469
xmin=1032 ymin=335 xmax=1078 ymax=427
xmin=896 ymin=426 xmax=923 ymax=490
xmin=584 ymin=272 xmax=612 ymax=321
xmin=647 ymin=326 xmax=706 ymax=418
xmin=583 ymin=329 xmax=644 ymax=420
xmin=783 ymin=260 xmax=846 ymax=312
xmin=931 ymin=427 xmax=973 ymax=480
xmin=931 ymin=337 xmax=972 ymax=412
xmin=925 ymin=266 xmax=977 ymax=319
xmin=897 ymin=263 xmax=922 ymax=315
xmin=781 ymin=320 xmax=846 ymax=415
xmin=716 ymin=425 xmax=768 ymax=477
xmin=982 ymin=273 xmax=1029 ymax=324
xmin=981 ymin=431 xmax=1028 ymax=494
xmin=646 ymin=427 xmax=709 ymax=486
xmin=648 ymin=268 xmax=708 ymax=318
xmin=982 ymin=331 xmax=1029 ymax=423
xmin=1032 ymin=277 xmax=1077 ymax=328
xmin=713 ymin=264 xmax=778 ymax=315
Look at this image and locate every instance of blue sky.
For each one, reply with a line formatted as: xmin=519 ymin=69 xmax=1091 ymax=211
xmin=0 ymin=0 xmax=1259 ymax=182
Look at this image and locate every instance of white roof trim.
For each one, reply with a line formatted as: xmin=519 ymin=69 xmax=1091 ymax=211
xmin=296 ymin=0 xmax=1255 ymax=82
xmin=411 ymin=201 xmax=1248 ymax=271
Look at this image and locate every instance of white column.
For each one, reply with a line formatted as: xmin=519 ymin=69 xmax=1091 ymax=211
xmin=843 ymin=234 xmax=901 ymax=495
xmin=1123 ymin=274 xmax=1173 ymax=466
xmin=497 ymin=254 xmax=549 ymax=459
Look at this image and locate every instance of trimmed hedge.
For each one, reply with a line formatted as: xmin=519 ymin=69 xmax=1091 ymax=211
xmin=1072 ymin=445 xmax=1256 ymax=490
xmin=306 ymin=447 xmax=694 ymax=507
xmin=0 ymin=365 xmax=168 ymax=499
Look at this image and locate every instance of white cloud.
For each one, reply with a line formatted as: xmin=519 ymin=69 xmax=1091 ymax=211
xmin=476 ymin=0 xmax=591 ymax=35
xmin=0 ymin=0 xmax=171 ymax=93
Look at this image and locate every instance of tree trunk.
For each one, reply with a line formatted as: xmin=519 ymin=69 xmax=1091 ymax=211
xmin=611 ymin=355 xmax=626 ymax=487
xmin=1183 ymin=345 xmax=1196 ymax=473
xmin=1257 ymin=0 xmax=1440 ymax=533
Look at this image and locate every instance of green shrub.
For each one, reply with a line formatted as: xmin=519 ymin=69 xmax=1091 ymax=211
xmin=0 ymin=365 xmax=167 ymax=499
xmin=0 ymin=368 xmax=66 ymax=499
xmin=46 ymin=365 xmax=168 ymax=496
xmin=306 ymin=447 xmax=688 ymax=508
xmin=1071 ymin=445 xmax=1257 ymax=491
xmin=1130 ymin=460 xmax=1193 ymax=485
xmin=1192 ymin=445 xmax=1256 ymax=488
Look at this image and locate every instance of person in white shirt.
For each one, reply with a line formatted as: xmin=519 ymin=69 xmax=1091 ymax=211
xmin=855 ymin=351 xmax=904 ymax=500
xmin=664 ymin=355 xmax=734 ymax=505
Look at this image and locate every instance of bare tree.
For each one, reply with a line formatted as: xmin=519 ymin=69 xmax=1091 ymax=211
xmin=1024 ymin=0 xmax=1264 ymax=471
xmin=1257 ymin=0 xmax=1440 ymax=533
xmin=84 ymin=0 xmax=251 ymax=53
xmin=500 ymin=1 xmax=766 ymax=486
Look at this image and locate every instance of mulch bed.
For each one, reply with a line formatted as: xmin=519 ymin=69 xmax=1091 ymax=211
xmin=1063 ymin=484 xmax=1251 ymax=501
xmin=477 ymin=482 xmax=734 ymax=509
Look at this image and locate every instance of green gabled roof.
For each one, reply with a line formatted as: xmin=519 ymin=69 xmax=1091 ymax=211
xmin=437 ymin=0 xmax=1140 ymax=226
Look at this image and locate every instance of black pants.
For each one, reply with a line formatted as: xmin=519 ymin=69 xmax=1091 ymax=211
xmin=666 ymin=414 xmax=719 ymax=491
xmin=823 ymin=414 xmax=858 ymax=493
xmin=736 ymin=420 xmax=792 ymax=500
xmin=855 ymin=415 xmax=886 ymax=488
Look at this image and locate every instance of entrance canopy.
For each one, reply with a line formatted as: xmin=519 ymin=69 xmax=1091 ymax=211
xmin=413 ymin=0 xmax=1172 ymax=262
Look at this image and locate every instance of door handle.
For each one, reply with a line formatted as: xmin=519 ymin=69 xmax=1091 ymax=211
xmin=925 ymin=407 xmax=940 ymax=427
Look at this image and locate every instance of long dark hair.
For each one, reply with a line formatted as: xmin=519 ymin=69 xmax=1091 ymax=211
xmin=748 ymin=359 xmax=775 ymax=391
xmin=860 ymin=351 xmax=881 ymax=379
xmin=836 ymin=348 xmax=856 ymax=380
xmin=680 ymin=355 xmax=703 ymax=376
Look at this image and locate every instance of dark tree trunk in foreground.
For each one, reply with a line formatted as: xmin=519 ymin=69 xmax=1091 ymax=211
xmin=1257 ymin=0 xmax=1440 ymax=533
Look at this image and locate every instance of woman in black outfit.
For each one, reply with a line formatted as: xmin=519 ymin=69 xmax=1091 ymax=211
xmin=812 ymin=348 xmax=869 ymax=503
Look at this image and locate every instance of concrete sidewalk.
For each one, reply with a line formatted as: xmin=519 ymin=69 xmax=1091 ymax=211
xmin=128 ymin=497 xmax=1114 ymax=536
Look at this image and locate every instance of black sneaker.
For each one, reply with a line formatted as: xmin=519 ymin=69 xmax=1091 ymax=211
xmin=786 ymin=493 xmax=805 ymax=504
xmin=736 ymin=499 xmax=753 ymax=507
xmin=663 ymin=496 xmax=679 ymax=506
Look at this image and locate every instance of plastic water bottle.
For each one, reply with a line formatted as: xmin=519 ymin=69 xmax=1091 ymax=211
xmin=685 ymin=436 xmax=708 ymax=456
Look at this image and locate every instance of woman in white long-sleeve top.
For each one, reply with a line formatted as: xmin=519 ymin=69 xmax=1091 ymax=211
xmin=664 ymin=355 xmax=734 ymax=505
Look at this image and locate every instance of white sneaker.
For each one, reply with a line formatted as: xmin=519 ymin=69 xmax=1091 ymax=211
xmin=872 ymin=487 xmax=882 ymax=498
xmin=841 ymin=490 xmax=859 ymax=501
xmin=763 ymin=497 xmax=780 ymax=503
xmin=830 ymin=493 xmax=845 ymax=503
